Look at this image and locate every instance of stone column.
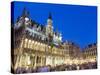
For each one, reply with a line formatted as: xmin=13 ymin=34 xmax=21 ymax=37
xmin=44 ymin=56 xmax=46 ymax=66
xmin=40 ymin=57 xmax=42 ymax=66
xmin=14 ymin=55 xmax=20 ymax=71
xmin=52 ymin=57 xmax=54 ymax=67
xmin=34 ymin=55 xmax=37 ymax=69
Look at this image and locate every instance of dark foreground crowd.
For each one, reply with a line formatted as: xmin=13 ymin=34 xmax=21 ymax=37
xmin=12 ymin=62 xmax=97 ymax=74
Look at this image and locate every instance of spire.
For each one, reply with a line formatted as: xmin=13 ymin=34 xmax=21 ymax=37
xmin=16 ymin=16 xmax=20 ymax=22
xmin=22 ymin=7 xmax=29 ymax=17
xmin=48 ymin=12 xmax=52 ymax=19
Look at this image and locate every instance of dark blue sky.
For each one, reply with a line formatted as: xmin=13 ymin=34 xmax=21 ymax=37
xmin=12 ymin=1 xmax=97 ymax=48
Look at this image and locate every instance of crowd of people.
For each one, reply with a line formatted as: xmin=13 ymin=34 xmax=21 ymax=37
xmin=13 ymin=61 xmax=97 ymax=74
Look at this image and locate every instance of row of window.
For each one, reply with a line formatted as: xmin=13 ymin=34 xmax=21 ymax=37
xmin=23 ymin=38 xmax=66 ymax=55
xmin=84 ymin=50 xmax=97 ymax=56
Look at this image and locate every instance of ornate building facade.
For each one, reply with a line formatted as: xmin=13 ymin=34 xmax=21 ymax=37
xmin=82 ymin=43 xmax=97 ymax=62
xmin=11 ymin=8 xmax=97 ymax=72
xmin=12 ymin=8 xmax=69 ymax=71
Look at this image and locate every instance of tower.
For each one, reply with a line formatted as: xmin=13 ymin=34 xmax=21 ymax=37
xmin=46 ymin=13 xmax=53 ymax=39
xmin=22 ymin=7 xmax=31 ymax=26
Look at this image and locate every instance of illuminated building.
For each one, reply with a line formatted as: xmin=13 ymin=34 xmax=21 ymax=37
xmin=12 ymin=8 xmax=68 ymax=71
xmin=63 ymin=41 xmax=81 ymax=59
xmin=62 ymin=41 xmax=81 ymax=65
xmin=82 ymin=43 xmax=97 ymax=62
xmin=11 ymin=8 xmax=97 ymax=72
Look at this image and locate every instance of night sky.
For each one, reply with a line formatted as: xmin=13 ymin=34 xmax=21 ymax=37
xmin=12 ymin=1 xmax=97 ymax=48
